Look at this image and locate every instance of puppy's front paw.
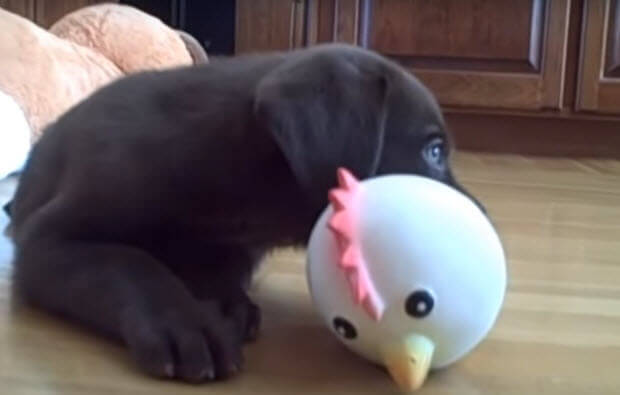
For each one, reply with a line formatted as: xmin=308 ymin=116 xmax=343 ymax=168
xmin=221 ymin=293 xmax=261 ymax=343
xmin=121 ymin=301 xmax=243 ymax=382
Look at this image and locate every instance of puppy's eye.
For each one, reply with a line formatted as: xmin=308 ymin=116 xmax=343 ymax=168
xmin=425 ymin=138 xmax=446 ymax=164
xmin=405 ymin=290 xmax=435 ymax=318
xmin=430 ymin=143 xmax=443 ymax=160
xmin=333 ymin=316 xmax=357 ymax=339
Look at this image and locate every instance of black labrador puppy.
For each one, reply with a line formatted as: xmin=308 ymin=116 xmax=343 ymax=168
xmin=7 ymin=44 xmax=481 ymax=382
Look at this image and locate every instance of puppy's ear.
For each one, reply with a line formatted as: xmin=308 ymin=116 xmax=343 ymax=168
xmin=255 ymin=50 xmax=388 ymax=201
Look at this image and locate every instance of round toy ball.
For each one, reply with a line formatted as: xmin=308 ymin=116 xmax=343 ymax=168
xmin=306 ymin=168 xmax=506 ymax=393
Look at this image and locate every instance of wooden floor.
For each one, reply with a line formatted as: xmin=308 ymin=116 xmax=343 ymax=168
xmin=1 ymin=152 xmax=619 ymax=395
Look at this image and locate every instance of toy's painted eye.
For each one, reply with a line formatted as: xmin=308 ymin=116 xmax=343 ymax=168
xmin=333 ymin=317 xmax=357 ymax=339
xmin=405 ymin=290 xmax=435 ymax=318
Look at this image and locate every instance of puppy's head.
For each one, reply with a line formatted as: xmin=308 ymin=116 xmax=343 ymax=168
xmin=255 ymin=44 xmax=482 ymax=211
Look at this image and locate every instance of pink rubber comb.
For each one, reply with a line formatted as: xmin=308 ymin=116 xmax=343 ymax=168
xmin=328 ymin=168 xmax=385 ymax=321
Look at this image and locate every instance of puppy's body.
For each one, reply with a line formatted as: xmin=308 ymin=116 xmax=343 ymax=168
xmin=14 ymin=54 xmax=296 ymax=244
xmin=9 ymin=44 xmax=478 ymax=382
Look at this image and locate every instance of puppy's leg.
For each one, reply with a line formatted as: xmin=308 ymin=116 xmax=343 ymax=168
xmin=166 ymin=246 xmax=263 ymax=343
xmin=13 ymin=240 xmax=243 ymax=382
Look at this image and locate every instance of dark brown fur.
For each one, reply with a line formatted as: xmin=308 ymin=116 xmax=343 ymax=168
xmin=7 ymin=44 xmax=481 ymax=382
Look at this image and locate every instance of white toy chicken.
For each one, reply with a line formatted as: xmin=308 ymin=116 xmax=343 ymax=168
xmin=307 ymin=168 xmax=506 ymax=392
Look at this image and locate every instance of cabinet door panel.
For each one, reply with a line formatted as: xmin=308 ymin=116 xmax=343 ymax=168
xmin=370 ymin=0 xmax=540 ymax=67
xmin=605 ymin=0 xmax=620 ymax=76
xmin=578 ymin=0 xmax=620 ymax=114
xmin=311 ymin=0 xmax=570 ymax=111
xmin=236 ymin=0 xmax=304 ymax=54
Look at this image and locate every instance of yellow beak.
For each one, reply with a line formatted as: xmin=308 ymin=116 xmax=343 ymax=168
xmin=381 ymin=334 xmax=435 ymax=392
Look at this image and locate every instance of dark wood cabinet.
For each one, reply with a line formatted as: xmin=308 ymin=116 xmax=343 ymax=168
xmin=234 ymin=0 xmax=574 ymax=111
xmin=309 ymin=0 xmax=570 ymax=111
xmin=578 ymin=0 xmax=620 ymax=114
xmin=234 ymin=0 xmax=620 ymax=156
xmin=235 ymin=0 xmax=305 ymax=54
xmin=0 ymin=0 xmax=35 ymax=19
